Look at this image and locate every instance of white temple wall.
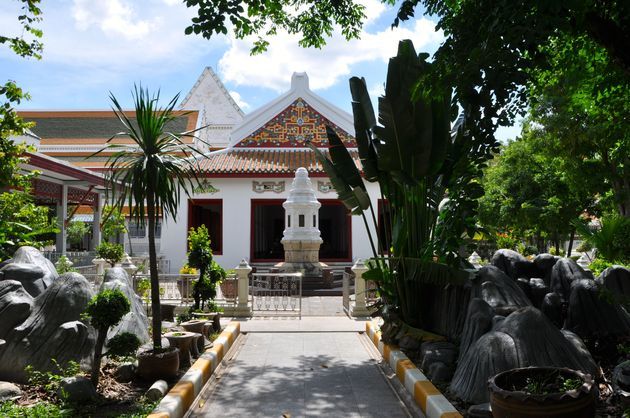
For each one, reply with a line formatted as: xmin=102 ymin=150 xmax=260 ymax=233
xmin=159 ymin=177 xmax=382 ymax=272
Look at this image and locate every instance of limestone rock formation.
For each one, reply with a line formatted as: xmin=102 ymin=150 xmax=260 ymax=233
xmin=5 ymin=246 xmax=58 ymax=293
xmin=541 ymin=292 xmax=563 ymax=327
xmin=0 ymin=273 xmax=95 ymax=383
xmin=100 ymin=267 xmax=150 ymax=343
xmin=0 ymin=263 xmax=46 ymax=296
xmin=550 ymin=258 xmax=592 ymax=300
xmin=458 ymin=298 xmax=495 ymax=362
xmin=450 ymin=307 xmax=597 ymax=403
xmin=472 ymin=266 xmax=531 ymax=315
xmin=565 ymin=278 xmax=630 ymax=338
xmin=599 ymin=266 xmax=630 ymax=302
xmin=0 ymin=280 xmax=33 ymax=337
xmin=491 ymin=249 xmax=534 ymax=280
xmin=532 ymin=253 xmax=559 ymax=284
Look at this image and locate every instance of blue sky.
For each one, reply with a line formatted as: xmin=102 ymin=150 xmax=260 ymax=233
xmin=1 ymin=0 xmax=519 ymax=140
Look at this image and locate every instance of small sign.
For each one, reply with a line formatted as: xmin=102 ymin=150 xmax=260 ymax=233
xmin=193 ymin=180 xmax=220 ymax=194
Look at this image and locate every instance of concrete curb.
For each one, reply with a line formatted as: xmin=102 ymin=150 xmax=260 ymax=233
xmin=147 ymin=322 xmax=241 ymax=418
xmin=365 ymin=322 xmax=462 ymax=418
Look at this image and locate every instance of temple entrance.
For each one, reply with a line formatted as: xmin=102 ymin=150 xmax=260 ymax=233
xmin=188 ymin=199 xmax=223 ymax=254
xmin=250 ymin=199 xmax=351 ymax=262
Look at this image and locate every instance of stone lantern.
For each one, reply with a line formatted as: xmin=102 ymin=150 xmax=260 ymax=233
xmin=276 ymin=167 xmax=326 ymax=276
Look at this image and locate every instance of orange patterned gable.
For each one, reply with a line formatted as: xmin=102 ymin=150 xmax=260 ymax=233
xmin=234 ymin=98 xmax=355 ymax=148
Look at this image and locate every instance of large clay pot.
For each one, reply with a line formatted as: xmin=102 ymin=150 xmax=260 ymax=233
xmin=488 ymin=367 xmax=595 ymax=418
xmin=137 ymin=347 xmax=180 ymax=381
xmin=220 ymin=277 xmax=237 ymax=299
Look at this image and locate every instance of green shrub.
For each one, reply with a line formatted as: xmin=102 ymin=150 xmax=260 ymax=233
xmin=576 ymin=215 xmax=630 ymax=263
xmin=25 ymin=359 xmax=80 ymax=397
xmin=66 ymin=220 xmax=90 ymax=249
xmin=589 ymin=258 xmax=629 ymax=277
xmin=106 ymin=332 xmax=142 ymax=361
xmin=84 ymin=289 xmax=130 ymax=387
xmin=96 ymin=242 xmax=124 ymax=267
xmin=0 ymin=401 xmax=70 ymax=418
xmin=55 ymin=255 xmax=77 ymax=274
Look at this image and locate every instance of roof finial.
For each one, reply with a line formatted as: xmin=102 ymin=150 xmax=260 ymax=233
xmin=291 ymin=72 xmax=309 ymax=91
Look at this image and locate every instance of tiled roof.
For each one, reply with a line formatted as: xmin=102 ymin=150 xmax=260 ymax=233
xmin=198 ymin=148 xmax=360 ymax=175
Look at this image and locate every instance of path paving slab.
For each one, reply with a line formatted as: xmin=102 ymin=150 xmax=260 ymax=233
xmin=235 ymin=316 xmax=370 ymax=333
xmin=189 ymin=332 xmax=421 ymax=418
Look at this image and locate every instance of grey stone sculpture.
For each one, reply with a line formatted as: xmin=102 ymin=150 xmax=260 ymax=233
xmin=598 ymin=266 xmax=630 ymax=301
xmin=450 ymin=306 xmax=598 ymax=403
xmin=472 ymin=266 xmax=531 ymax=315
xmin=550 ymin=258 xmax=592 ymax=301
xmin=0 ymin=280 xmax=33 ymax=338
xmin=490 ymin=249 xmax=533 ymax=280
xmin=0 ymin=246 xmax=59 ymax=297
xmin=100 ymin=268 xmax=150 ymax=343
xmin=0 ymin=273 xmax=95 ymax=383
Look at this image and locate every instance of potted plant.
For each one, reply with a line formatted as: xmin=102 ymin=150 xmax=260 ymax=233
xmin=488 ymin=366 xmax=596 ymax=418
xmin=177 ymin=264 xmax=197 ymax=303
xmin=186 ymin=226 xmax=226 ymax=311
xmin=95 ymin=242 xmax=125 ymax=268
xmin=94 ymin=86 xmax=206 ymax=380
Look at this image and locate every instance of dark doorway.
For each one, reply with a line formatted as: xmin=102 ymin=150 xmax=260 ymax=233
xmin=251 ymin=199 xmax=285 ymax=261
xmin=188 ymin=199 xmax=222 ymax=254
xmin=319 ymin=200 xmax=351 ymax=261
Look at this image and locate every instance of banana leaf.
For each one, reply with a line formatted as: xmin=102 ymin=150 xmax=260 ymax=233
xmin=349 ymin=77 xmax=380 ymax=182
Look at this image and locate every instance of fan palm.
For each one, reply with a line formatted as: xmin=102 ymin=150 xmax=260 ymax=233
xmin=96 ymin=86 xmax=205 ymax=349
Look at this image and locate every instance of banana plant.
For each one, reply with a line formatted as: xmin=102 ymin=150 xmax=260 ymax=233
xmin=308 ymin=40 xmax=489 ymax=339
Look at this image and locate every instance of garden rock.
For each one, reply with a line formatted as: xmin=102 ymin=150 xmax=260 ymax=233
xmin=528 ymin=278 xmax=548 ymax=308
xmin=100 ymin=268 xmax=150 ymax=343
xmin=533 ymin=253 xmax=558 ymax=284
xmin=541 ymin=292 xmax=563 ymax=327
xmin=612 ymin=361 xmax=630 ymax=394
xmin=427 ymin=361 xmax=453 ymax=383
xmin=550 ymin=258 xmax=591 ymax=300
xmin=490 ymin=249 xmax=533 ymax=280
xmin=398 ymin=335 xmax=421 ymax=351
xmin=0 ymin=272 xmax=96 ymax=383
xmin=146 ymin=379 xmax=168 ymax=401
xmin=114 ymin=362 xmax=137 ymax=383
xmin=565 ymin=278 xmax=630 ymax=338
xmin=472 ymin=266 xmax=531 ymax=315
xmin=0 ymin=381 xmax=22 ymax=401
xmin=450 ymin=306 xmax=598 ymax=403
xmin=458 ymin=298 xmax=494 ymax=362
xmin=10 ymin=246 xmax=58 ymax=290
xmin=420 ymin=341 xmax=457 ymax=371
xmin=0 ymin=280 xmax=33 ymax=338
xmin=467 ymin=403 xmax=492 ymax=418
xmin=599 ymin=266 xmax=630 ymax=301
xmin=57 ymin=376 xmax=97 ymax=403
xmin=0 ymin=263 xmax=46 ymax=296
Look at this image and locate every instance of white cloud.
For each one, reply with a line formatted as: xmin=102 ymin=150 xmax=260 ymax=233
xmin=72 ymin=0 xmax=157 ymax=40
xmin=218 ymin=3 xmax=444 ymax=92
xmin=229 ymin=90 xmax=250 ymax=110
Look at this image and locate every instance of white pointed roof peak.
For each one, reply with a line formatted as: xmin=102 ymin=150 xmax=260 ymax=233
xmin=291 ymin=73 xmax=309 ymax=91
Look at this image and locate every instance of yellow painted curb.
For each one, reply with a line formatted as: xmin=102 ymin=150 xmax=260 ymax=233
xmin=148 ymin=321 xmax=241 ymax=418
xmin=365 ymin=322 xmax=462 ymax=418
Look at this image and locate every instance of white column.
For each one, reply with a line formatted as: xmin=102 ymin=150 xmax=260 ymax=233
xmin=56 ymin=184 xmax=68 ymax=255
xmin=350 ymin=258 xmax=372 ymax=317
xmin=232 ymin=259 xmax=252 ymax=317
xmin=92 ymin=193 xmax=102 ymax=250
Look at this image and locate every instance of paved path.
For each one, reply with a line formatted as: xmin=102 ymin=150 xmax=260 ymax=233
xmin=189 ymin=332 xmax=421 ymax=418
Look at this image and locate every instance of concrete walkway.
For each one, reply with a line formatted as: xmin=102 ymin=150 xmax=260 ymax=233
xmin=189 ymin=331 xmax=420 ymax=418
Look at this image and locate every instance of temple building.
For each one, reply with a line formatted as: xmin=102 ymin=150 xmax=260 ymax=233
xmin=19 ymin=68 xmax=381 ymax=272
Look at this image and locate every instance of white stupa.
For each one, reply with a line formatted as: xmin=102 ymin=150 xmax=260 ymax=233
xmin=276 ymin=167 xmax=327 ymax=275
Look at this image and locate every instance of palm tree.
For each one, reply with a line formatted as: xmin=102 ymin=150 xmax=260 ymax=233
xmin=96 ymin=85 xmax=204 ymax=349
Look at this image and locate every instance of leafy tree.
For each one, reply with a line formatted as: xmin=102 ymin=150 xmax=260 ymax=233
xmin=67 ymin=220 xmax=90 ymax=250
xmin=83 ymin=289 xmax=130 ymax=387
xmin=101 ymin=206 xmax=127 ymax=241
xmin=528 ymin=35 xmax=629 ymax=217
xmin=310 ymin=40 xmax=486 ymax=340
xmin=187 ymin=225 xmax=225 ymax=311
xmin=1 ymin=0 xmax=43 ymax=189
xmin=95 ymin=242 xmax=124 ymax=267
xmin=478 ymin=126 xmax=593 ymax=253
xmin=0 ymin=190 xmax=58 ymax=261
xmin=95 ymin=86 xmax=205 ymax=350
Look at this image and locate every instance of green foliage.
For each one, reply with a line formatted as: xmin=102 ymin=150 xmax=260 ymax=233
xmin=184 ymin=0 xmax=365 ymax=54
xmin=176 ymin=312 xmax=192 ymax=324
xmin=187 ymin=225 xmax=226 ymax=310
xmin=84 ymin=289 xmax=130 ymax=330
xmin=55 ymin=255 xmax=77 ymax=274
xmin=0 ymin=401 xmax=71 ymax=418
xmin=66 ymin=220 xmax=90 ymax=248
xmin=105 ymin=332 xmax=142 ymax=361
xmin=576 ymin=216 xmax=630 ymax=264
xmin=0 ymin=190 xmax=58 ymax=261
xmin=25 ymin=359 xmax=80 ymax=396
xmin=589 ymin=258 xmax=629 ymax=278
xmin=309 ymin=40 xmax=482 ymax=334
xmin=101 ymin=206 xmax=127 ymax=240
xmin=94 ymin=85 xmax=206 ymax=350
xmin=95 ymin=242 xmax=124 ymax=267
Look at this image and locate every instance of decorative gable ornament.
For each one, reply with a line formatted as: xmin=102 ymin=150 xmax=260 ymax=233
xmin=193 ymin=179 xmax=219 ymax=194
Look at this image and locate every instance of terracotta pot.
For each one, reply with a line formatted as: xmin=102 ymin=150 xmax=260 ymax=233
xmin=488 ymin=367 xmax=596 ymax=418
xmin=220 ymin=278 xmax=237 ymax=299
xmin=137 ymin=347 xmax=180 ymax=381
